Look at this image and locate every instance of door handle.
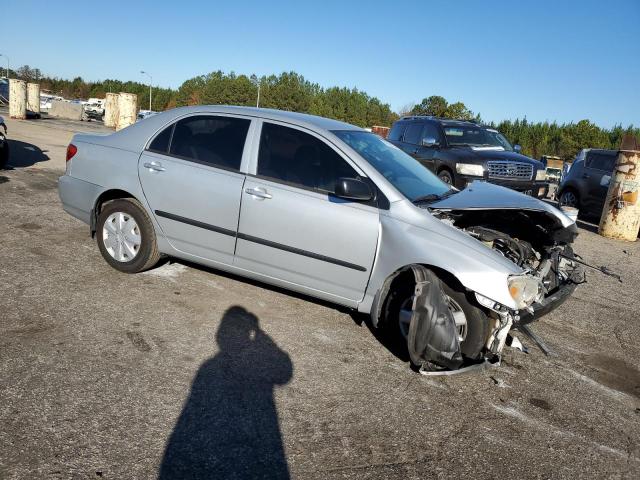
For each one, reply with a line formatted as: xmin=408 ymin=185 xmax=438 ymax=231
xmin=245 ymin=187 xmax=272 ymax=200
xmin=143 ymin=161 xmax=165 ymax=172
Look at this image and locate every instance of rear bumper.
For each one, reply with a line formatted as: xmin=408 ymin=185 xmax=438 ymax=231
xmin=58 ymin=175 xmax=102 ymax=225
xmin=455 ymin=176 xmax=548 ymax=198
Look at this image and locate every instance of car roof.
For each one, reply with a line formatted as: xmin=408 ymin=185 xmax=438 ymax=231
xmin=92 ymin=105 xmax=365 ymax=153
xmin=397 ymin=116 xmax=482 ymax=128
xmin=161 ymin=105 xmax=362 ymax=132
xmin=586 ymin=148 xmax=617 ymax=155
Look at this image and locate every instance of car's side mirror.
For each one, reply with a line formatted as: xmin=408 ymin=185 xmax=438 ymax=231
xmin=514 ymin=144 xmax=522 ymax=153
xmin=334 ymin=177 xmax=373 ymax=201
xmin=600 ymin=175 xmax=611 ymax=187
xmin=421 ymin=137 xmax=440 ymax=148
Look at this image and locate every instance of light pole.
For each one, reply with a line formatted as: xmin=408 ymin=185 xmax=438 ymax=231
xmin=140 ymin=70 xmax=152 ymax=111
xmin=0 ymin=54 xmax=9 ymax=78
xmin=251 ymin=74 xmax=261 ymax=108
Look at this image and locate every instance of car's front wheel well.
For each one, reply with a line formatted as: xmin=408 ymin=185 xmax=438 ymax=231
xmin=376 ymin=264 xmax=468 ymax=328
xmin=436 ymin=165 xmax=455 ymax=182
xmin=436 ymin=164 xmax=453 ymax=174
xmin=375 ymin=263 xmax=490 ymax=363
xmin=558 ymin=186 xmax=580 ymax=207
xmin=91 ymin=189 xmax=137 ymax=237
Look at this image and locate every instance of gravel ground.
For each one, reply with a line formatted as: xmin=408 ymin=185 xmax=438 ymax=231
xmin=0 ymin=116 xmax=638 ymax=479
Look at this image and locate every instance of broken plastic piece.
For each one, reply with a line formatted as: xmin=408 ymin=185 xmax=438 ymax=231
xmin=490 ymin=375 xmax=510 ymax=388
xmin=407 ymin=266 xmax=463 ymax=370
xmin=506 ymin=334 xmax=529 ymax=353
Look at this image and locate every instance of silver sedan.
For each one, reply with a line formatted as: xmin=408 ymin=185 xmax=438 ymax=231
xmin=58 ymin=106 xmax=582 ymax=372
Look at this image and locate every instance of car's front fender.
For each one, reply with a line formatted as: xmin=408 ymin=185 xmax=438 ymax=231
xmin=359 ymin=206 xmax=522 ymax=322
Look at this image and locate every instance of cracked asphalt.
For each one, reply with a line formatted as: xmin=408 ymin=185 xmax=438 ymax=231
xmin=1 ymin=113 xmax=639 ymax=479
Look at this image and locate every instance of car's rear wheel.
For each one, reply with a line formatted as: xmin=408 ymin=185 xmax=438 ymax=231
xmin=96 ymin=198 xmax=160 ymax=273
xmin=438 ymin=169 xmax=454 ymax=185
xmin=559 ymin=189 xmax=579 ymax=209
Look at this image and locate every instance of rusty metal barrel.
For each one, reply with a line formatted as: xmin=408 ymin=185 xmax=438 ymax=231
xmin=103 ymin=92 xmax=119 ymax=128
xmin=598 ymin=135 xmax=640 ymax=241
xmin=116 ymin=92 xmax=137 ymax=131
xmin=9 ymin=79 xmax=27 ymax=119
xmin=27 ymin=83 xmax=40 ymax=114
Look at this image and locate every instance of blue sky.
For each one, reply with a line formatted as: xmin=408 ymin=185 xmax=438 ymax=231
xmin=2 ymin=0 xmax=638 ymax=127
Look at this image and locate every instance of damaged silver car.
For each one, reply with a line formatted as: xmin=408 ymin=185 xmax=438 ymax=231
xmin=58 ymin=106 xmax=583 ymax=372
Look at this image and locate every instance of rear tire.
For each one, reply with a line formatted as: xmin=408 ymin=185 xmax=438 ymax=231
xmin=96 ymin=198 xmax=160 ymax=273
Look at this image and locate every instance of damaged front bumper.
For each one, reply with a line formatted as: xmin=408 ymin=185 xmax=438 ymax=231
xmin=515 ymin=279 xmax=578 ymax=326
xmin=408 ymin=266 xmax=582 ymax=375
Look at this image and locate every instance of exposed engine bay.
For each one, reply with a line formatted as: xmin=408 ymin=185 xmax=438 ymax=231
xmin=435 ymin=209 xmax=586 ymax=301
xmin=388 ymin=208 xmax=586 ymax=375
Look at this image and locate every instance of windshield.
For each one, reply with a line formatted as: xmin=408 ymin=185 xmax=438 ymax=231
xmin=332 ymin=130 xmax=452 ymax=202
xmin=443 ymin=126 xmax=513 ymax=151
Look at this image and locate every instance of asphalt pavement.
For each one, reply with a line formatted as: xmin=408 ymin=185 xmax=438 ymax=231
xmin=0 ymin=115 xmax=638 ymax=479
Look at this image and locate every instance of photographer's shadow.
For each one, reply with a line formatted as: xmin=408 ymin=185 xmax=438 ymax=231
xmin=159 ymin=306 xmax=293 ymax=479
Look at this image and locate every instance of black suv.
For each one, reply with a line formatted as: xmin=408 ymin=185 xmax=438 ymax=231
xmin=557 ymin=149 xmax=617 ymax=217
xmin=387 ymin=117 xmax=548 ymax=198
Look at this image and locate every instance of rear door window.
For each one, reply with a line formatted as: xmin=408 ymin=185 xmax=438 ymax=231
xmin=586 ymin=152 xmax=616 ymax=172
xmin=169 ymin=115 xmax=250 ymax=171
xmin=257 ymin=122 xmax=359 ymax=193
xmin=148 ymin=125 xmax=173 ymax=153
xmin=402 ymin=123 xmax=424 ymax=145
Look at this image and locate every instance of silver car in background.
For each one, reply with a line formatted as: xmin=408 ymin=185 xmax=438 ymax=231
xmin=58 ymin=106 xmax=582 ymax=372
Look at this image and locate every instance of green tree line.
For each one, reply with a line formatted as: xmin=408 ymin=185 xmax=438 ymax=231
xmin=9 ymin=66 xmax=396 ymax=126
xmin=8 ymin=66 xmax=638 ymax=160
xmin=173 ymin=71 xmax=397 ymax=127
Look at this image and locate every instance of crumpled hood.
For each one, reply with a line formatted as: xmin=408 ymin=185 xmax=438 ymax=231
xmin=429 ymin=181 xmax=574 ymax=228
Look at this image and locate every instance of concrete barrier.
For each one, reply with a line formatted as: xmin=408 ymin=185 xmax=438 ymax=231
xmin=48 ymin=100 xmax=83 ymax=121
xmin=598 ymin=136 xmax=640 ymax=241
xmin=9 ymin=79 xmax=27 ymax=119
xmin=104 ymin=92 xmax=119 ymax=128
xmin=116 ymin=93 xmax=137 ymax=131
xmin=27 ymin=83 xmax=40 ymax=114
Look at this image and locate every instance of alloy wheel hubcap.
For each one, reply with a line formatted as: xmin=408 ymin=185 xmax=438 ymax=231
xmin=561 ymin=192 xmax=577 ymax=207
xmin=399 ymin=295 xmax=468 ymax=343
xmin=102 ymin=212 xmax=141 ymax=262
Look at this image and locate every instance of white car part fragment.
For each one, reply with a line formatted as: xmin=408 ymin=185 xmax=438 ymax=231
xmin=486 ymin=313 xmax=514 ymax=354
xmin=475 ymin=292 xmax=510 ymax=313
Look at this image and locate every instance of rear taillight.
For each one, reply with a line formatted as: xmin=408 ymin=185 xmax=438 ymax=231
xmin=66 ymin=144 xmax=77 ymax=162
